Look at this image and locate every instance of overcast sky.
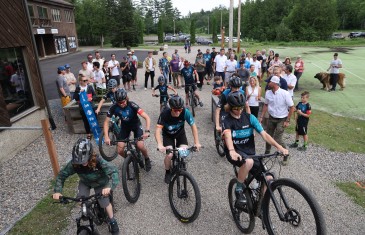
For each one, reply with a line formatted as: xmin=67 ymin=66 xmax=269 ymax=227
xmin=171 ymin=0 xmax=238 ymax=16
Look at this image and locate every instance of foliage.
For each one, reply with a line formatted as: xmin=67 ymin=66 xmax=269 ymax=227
xmin=211 ymin=17 xmax=218 ymax=43
xmin=157 ymin=18 xmax=163 ymax=43
xmin=190 ymin=19 xmax=196 ymax=44
xmin=336 ymin=182 xmax=365 ymax=209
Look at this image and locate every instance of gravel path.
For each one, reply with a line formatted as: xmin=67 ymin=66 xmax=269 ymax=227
xmin=1 ymin=46 xmax=364 ymax=235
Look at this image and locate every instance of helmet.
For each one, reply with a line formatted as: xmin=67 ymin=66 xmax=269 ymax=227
xmin=157 ymin=75 xmax=165 ymax=84
xmin=169 ymin=95 xmax=184 ymax=109
xmin=227 ymin=91 xmax=246 ymax=107
xmin=229 ymin=76 xmax=242 ymax=88
xmin=107 ymin=79 xmax=118 ymax=90
xmin=115 ymin=88 xmax=127 ymax=101
xmin=72 ymin=138 xmax=93 ymax=164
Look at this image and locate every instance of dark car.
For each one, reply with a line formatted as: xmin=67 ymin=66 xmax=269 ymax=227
xmin=196 ymin=37 xmax=213 ymax=45
xmin=348 ymin=32 xmax=362 ymax=38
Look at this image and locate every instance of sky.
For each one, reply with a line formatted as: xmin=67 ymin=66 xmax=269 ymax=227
xmin=171 ymin=0 xmax=239 ymax=17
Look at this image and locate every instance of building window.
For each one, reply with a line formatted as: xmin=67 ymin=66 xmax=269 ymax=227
xmin=68 ymin=37 xmax=77 ymax=49
xmin=54 ymin=37 xmax=68 ymax=54
xmin=51 ymin=9 xmax=61 ymax=22
xmin=0 ymin=48 xmax=35 ymax=119
xmin=65 ymin=10 xmax=73 ymax=23
xmin=28 ymin=5 xmax=34 ymax=18
xmin=37 ymin=6 xmax=48 ymax=19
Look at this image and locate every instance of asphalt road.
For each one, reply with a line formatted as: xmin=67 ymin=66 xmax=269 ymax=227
xmin=39 ymin=49 xmax=150 ymax=100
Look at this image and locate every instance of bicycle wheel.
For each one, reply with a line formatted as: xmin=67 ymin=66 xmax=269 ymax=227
xmin=228 ymin=178 xmax=255 ymax=233
xmin=262 ymin=178 xmax=326 ymax=235
xmin=99 ymin=127 xmax=118 ymax=161
xmin=189 ymin=92 xmax=195 ymax=117
xmin=121 ymin=154 xmax=141 ymax=203
xmin=169 ymin=171 xmax=201 ymax=223
xmin=214 ymin=127 xmax=225 ymax=157
xmin=77 ymin=226 xmax=92 ymax=235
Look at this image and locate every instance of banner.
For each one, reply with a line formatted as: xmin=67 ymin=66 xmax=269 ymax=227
xmin=79 ymin=91 xmax=101 ymax=144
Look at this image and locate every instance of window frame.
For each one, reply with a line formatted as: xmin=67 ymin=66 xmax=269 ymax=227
xmin=51 ymin=8 xmax=61 ymax=22
xmin=37 ymin=6 xmax=48 ymax=19
xmin=64 ymin=10 xmax=73 ymax=23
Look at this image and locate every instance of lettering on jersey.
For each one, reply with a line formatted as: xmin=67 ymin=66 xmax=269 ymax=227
xmin=232 ymin=129 xmax=252 ymax=139
xmin=233 ymin=138 xmax=249 ymax=145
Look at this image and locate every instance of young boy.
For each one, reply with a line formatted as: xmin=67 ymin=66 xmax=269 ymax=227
xmin=152 ymin=75 xmax=177 ymax=111
xmin=212 ymin=76 xmax=224 ymax=96
xmin=289 ymin=91 xmax=311 ymax=151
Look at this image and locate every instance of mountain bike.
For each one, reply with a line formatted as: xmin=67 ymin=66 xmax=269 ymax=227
xmin=214 ymin=128 xmax=225 ymax=157
xmin=185 ymin=84 xmax=200 ymax=117
xmin=98 ymin=112 xmax=120 ymax=161
xmin=163 ymin=146 xmax=201 ymax=223
xmin=228 ymin=152 xmax=326 ymax=234
xmin=55 ymin=193 xmax=115 ymax=235
xmin=152 ymin=94 xmax=173 ymax=112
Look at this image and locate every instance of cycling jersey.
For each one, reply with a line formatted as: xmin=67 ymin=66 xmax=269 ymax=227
xmin=154 ymin=84 xmax=168 ymax=96
xmin=102 ymin=91 xmax=116 ymax=104
xmin=222 ymin=112 xmax=263 ymax=155
xmin=296 ymin=102 xmax=311 ymax=122
xmin=107 ymin=101 xmax=143 ymax=126
xmin=203 ymin=53 xmax=212 ymax=67
xmin=157 ymin=108 xmax=194 ymax=136
xmin=181 ymin=66 xmax=195 ymax=84
xmin=217 ymin=88 xmax=245 ymax=108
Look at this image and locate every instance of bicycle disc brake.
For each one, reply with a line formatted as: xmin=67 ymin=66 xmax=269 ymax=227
xmin=284 ymin=208 xmax=301 ymax=226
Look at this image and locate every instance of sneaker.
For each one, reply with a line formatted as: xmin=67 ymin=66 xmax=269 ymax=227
xmin=235 ymin=189 xmax=247 ymax=209
xmin=145 ymin=158 xmax=152 ymax=172
xmin=109 ymin=220 xmax=120 ymax=234
xmin=144 ymin=88 xmax=147 ymax=91
xmin=297 ymin=146 xmax=307 ymax=151
xmin=282 ymin=155 xmax=289 ymax=166
xmin=199 ymin=101 xmax=204 ymax=107
xmin=164 ymin=172 xmax=171 ymax=184
xmin=133 ymin=87 xmax=136 ymax=91
xmin=289 ymin=142 xmax=299 ymax=148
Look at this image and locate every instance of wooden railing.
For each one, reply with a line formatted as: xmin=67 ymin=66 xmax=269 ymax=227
xmin=31 ymin=18 xmax=52 ymax=27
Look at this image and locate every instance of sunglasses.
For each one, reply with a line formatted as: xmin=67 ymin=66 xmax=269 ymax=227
xmin=172 ymin=108 xmax=183 ymax=112
xmin=231 ymin=106 xmax=244 ymax=111
xmin=82 ymin=80 xmax=88 ymax=82
xmin=118 ymin=100 xmax=127 ymax=104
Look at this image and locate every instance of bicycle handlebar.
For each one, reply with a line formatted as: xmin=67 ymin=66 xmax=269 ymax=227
xmin=157 ymin=146 xmax=204 ymax=153
xmin=55 ymin=193 xmax=103 ymax=204
xmin=237 ymin=151 xmax=288 ymax=163
xmin=110 ymin=136 xmax=144 ymax=145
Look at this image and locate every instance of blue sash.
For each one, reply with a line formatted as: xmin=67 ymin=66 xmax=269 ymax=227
xmin=79 ymin=91 xmax=101 ymax=144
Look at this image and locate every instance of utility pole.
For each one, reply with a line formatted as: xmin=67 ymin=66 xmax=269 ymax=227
xmin=229 ymin=0 xmax=234 ymax=49
xmin=237 ymin=0 xmax=241 ymax=53
xmin=208 ymin=16 xmax=209 ymax=34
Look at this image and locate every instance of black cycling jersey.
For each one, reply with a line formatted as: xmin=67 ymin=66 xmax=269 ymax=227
xmin=107 ymin=101 xmax=142 ymax=126
xmin=102 ymin=91 xmax=116 ymax=104
xmin=180 ymin=66 xmax=195 ymax=84
xmin=222 ymin=112 xmax=263 ymax=155
xmin=157 ymin=108 xmax=194 ymax=136
xmin=154 ymin=84 xmax=168 ymax=96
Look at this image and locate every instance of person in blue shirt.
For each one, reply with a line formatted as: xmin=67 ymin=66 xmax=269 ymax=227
xmin=203 ymin=49 xmax=213 ymax=84
xmin=222 ymin=91 xmax=288 ymax=208
xmin=180 ymin=60 xmax=203 ymax=108
xmin=152 ymin=75 xmax=177 ymax=111
xmin=159 ymin=52 xmax=170 ymax=84
xmin=155 ymin=95 xmax=201 ymax=183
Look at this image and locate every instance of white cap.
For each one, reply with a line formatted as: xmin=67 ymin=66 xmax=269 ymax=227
xmin=270 ymin=76 xmax=280 ymax=84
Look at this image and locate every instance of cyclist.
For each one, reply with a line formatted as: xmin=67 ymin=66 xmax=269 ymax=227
xmin=152 ymin=75 xmax=177 ymax=111
xmin=52 ymin=138 xmax=120 ymax=234
xmin=215 ymin=75 xmax=250 ymax=133
xmin=103 ymin=88 xmax=152 ymax=171
xmin=221 ymin=92 xmax=288 ymax=208
xmin=180 ymin=60 xmax=203 ymax=108
xmin=155 ymin=95 xmax=201 ymax=184
xmin=96 ymin=79 xmax=118 ymax=115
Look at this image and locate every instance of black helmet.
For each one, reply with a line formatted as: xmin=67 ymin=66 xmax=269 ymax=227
xmin=107 ymin=79 xmax=118 ymax=90
xmin=227 ymin=91 xmax=246 ymax=107
xmin=115 ymin=88 xmax=127 ymax=101
xmin=229 ymin=76 xmax=242 ymax=88
xmin=158 ymin=75 xmax=165 ymax=84
xmin=72 ymin=138 xmax=93 ymax=165
xmin=169 ymin=95 xmax=184 ymax=109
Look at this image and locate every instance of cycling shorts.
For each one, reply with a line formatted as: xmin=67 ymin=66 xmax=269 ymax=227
xmin=162 ymin=130 xmax=188 ymax=148
xmin=118 ymin=123 xmax=143 ymax=140
xmin=185 ymin=84 xmax=197 ymax=94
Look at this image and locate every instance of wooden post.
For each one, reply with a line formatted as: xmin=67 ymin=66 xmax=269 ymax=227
xmin=237 ymin=0 xmax=242 ymax=53
xmin=221 ymin=27 xmax=225 ymax=49
xmin=41 ymin=119 xmax=60 ymax=177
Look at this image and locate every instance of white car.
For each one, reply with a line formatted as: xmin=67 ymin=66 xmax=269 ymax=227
xmin=224 ymin=37 xmax=242 ymax=43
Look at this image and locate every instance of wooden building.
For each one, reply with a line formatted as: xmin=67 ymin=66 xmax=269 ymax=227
xmin=28 ymin=0 xmax=77 ymax=57
xmin=0 ymin=0 xmax=59 ymax=161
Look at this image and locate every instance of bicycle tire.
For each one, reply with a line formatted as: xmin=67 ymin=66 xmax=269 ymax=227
xmin=262 ymin=178 xmax=327 ymax=235
xmin=99 ymin=127 xmax=118 ymax=161
xmin=189 ymin=92 xmax=195 ymax=117
xmin=77 ymin=226 xmax=92 ymax=235
xmin=169 ymin=171 xmax=201 ymax=223
xmin=214 ymin=127 xmax=225 ymax=157
xmin=122 ymin=154 xmax=141 ymax=203
xmin=228 ymin=178 xmax=255 ymax=233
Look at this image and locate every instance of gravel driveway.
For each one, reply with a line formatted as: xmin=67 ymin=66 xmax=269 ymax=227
xmin=1 ymin=46 xmax=364 ymax=235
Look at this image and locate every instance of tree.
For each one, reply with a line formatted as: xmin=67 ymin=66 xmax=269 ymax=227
xmin=157 ymin=18 xmax=164 ymax=43
xmin=212 ymin=17 xmax=218 ymax=43
xmin=190 ymin=19 xmax=196 ymax=44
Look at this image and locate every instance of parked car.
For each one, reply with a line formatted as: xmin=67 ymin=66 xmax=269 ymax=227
xmin=196 ymin=38 xmax=213 ymax=45
xmin=348 ymin=32 xmax=362 ymax=38
xmin=225 ymin=37 xmax=242 ymax=43
xmin=164 ymin=34 xmax=176 ymax=42
xmin=359 ymin=32 xmax=365 ymax=38
xmin=331 ymin=33 xmax=345 ymax=39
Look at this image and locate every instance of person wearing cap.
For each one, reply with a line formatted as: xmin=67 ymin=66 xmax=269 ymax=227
xmin=294 ymin=55 xmax=304 ymax=91
xmin=56 ymin=66 xmax=71 ymax=107
xmin=79 ymin=61 xmax=95 ymax=83
xmin=259 ymin=75 xmax=294 ymax=165
xmin=64 ymin=64 xmax=77 ymax=98
xmin=180 ymin=60 xmax=203 ymax=107
xmin=144 ymin=51 xmax=157 ymax=90
xmin=195 ymin=52 xmax=206 ymax=90
xmin=214 ymin=48 xmax=228 ymax=82
xmin=326 ymin=53 xmax=342 ymax=92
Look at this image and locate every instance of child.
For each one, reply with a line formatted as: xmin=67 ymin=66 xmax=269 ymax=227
xmin=212 ymin=76 xmax=225 ymax=96
xmin=152 ymin=75 xmax=177 ymax=111
xmin=95 ymin=79 xmax=118 ymax=115
xmin=53 ymin=138 xmax=120 ymax=234
xmin=289 ymin=91 xmax=311 ymax=151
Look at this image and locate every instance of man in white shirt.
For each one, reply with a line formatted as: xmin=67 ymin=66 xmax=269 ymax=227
xmin=86 ymin=54 xmax=94 ymax=71
xmin=259 ymin=76 xmax=294 ymax=165
xmin=224 ymin=54 xmax=237 ymax=86
xmin=214 ymin=48 xmax=227 ymax=82
xmin=93 ymin=61 xmax=106 ymax=90
xmin=108 ymin=54 xmax=121 ymax=87
xmin=326 ymin=52 xmax=342 ymax=92
xmin=252 ymin=55 xmax=262 ymax=81
xmin=144 ymin=51 xmax=156 ymax=90
xmin=93 ymin=51 xmax=104 ymax=69
xmin=283 ymin=64 xmax=297 ymax=98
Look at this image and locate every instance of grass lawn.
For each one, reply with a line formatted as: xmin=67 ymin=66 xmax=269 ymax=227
xmin=336 ymin=182 xmax=365 ymax=209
